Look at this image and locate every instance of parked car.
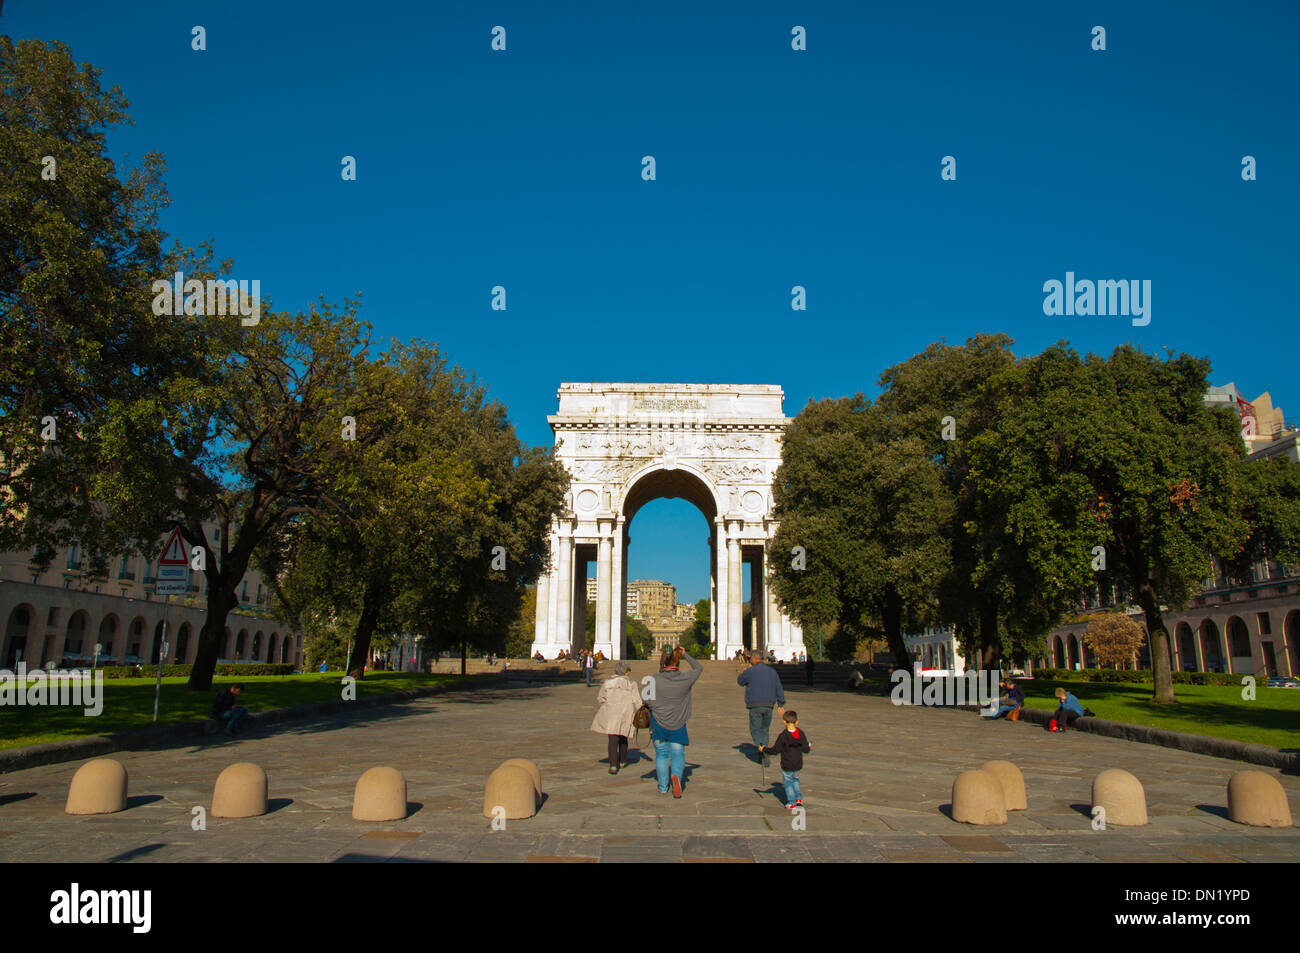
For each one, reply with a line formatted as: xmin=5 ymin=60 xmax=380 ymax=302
xmin=1266 ymin=676 xmax=1300 ymax=689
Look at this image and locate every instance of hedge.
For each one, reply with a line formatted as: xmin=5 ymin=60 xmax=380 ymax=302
xmin=94 ymin=663 xmax=296 ymax=679
xmin=1030 ymin=667 xmax=1241 ymax=686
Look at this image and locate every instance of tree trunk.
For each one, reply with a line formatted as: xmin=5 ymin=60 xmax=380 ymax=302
xmin=346 ymin=578 xmax=385 ymax=679
xmin=978 ymin=600 xmax=1000 ymax=672
xmin=189 ymin=584 xmax=239 ymax=691
xmin=1137 ymin=582 xmax=1176 ymax=703
xmin=880 ymin=590 xmax=912 ymax=671
xmin=186 ymin=517 xmax=262 ymax=691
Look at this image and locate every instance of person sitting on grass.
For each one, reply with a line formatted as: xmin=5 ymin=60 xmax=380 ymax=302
xmin=211 ymin=683 xmax=249 ymax=736
xmin=1051 ymin=686 xmax=1085 ymax=732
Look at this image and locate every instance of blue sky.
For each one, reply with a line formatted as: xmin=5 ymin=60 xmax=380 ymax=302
xmin=11 ymin=1 xmax=1298 ymax=604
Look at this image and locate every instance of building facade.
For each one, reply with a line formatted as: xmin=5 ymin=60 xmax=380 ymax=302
xmin=1 ymin=523 xmax=303 ymax=670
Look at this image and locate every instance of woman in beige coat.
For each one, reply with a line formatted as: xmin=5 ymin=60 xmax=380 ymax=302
xmin=591 ymin=661 xmax=642 ymax=774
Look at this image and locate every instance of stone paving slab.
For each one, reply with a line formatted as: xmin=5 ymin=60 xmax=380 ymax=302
xmin=0 ymin=664 xmax=1297 ymax=862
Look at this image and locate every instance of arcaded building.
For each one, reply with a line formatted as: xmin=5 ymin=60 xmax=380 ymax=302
xmin=0 ymin=523 xmax=302 ymax=670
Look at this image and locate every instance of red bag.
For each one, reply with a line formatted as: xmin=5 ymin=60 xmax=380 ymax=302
xmin=1048 ymin=718 xmax=1059 ymax=732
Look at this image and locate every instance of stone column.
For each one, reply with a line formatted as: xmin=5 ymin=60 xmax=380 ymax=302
xmin=611 ymin=519 xmax=625 ymax=660
xmin=709 ymin=536 xmax=717 ymax=659
xmin=767 ymin=577 xmax=783 ymax=655
xmin=714 ymin=521 xmax=729 ymax=655
xmin=596 ymin=531 xmax=613 ymax=658
xmin=728 ymin=530 xmax=743 ymax=658
xmin=532 ymin=559 xmax=550 ymax=656
xmin=749 ymin=556 xmax=764 ymax=653
xmin=555 ymin=532 xmax=573 ymax=656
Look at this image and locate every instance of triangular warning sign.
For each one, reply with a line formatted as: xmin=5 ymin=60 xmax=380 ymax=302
xmin=158 ymin=527 xmax=188 ymax=565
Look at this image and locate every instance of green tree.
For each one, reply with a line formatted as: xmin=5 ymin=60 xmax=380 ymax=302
xmin=505 ymin=587 xmax=538 ymax=658
xmin=770 ymin=392 xmax=955 ymax=669
xmin=961 ymin=344 xmax=1110 ymax=669
xmin=174 ymin=299 xmax=376 ymax=690
xmin=685 ymin=598 xmax=711 ymax=654
xmin=0 ymin=38 xmax=215 ymax=569
xmin=262 ymin=341 xmax=500 ymax=678
xmin=989 ymin=346 xmax=1247 ymax=702
xmin=1223 ymin=456 xmax=1300 ymax=578
xmin=626 ymin=618 xmax=654 ymax=659
xmin=873 ymin=334 xmax=1018 ymax=669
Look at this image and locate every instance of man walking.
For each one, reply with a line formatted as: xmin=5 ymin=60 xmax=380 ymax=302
xmin=583 ymin=649 xmax=596 ymax=687
xmin=737 ymin=650 xmax=786 ymax=765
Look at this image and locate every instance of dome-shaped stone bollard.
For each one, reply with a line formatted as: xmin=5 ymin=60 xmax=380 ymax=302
xmin=499 ymin=758 xmax=542 ymax=806
xmin=65 ymin=759 xmax=128 ymax=815
xmin=1092 ymin=768 xmax=1147 ymax=826
xmin=353 ymin=766 xmax=408 ymax=822
xmin=212 ymin=762 xmax=268 ymax=818
xmin=951 ymin=769 xmax=1007 ymax=825
xmin=1227 ymin=771 xmax=1293 ymax=828
xmin=483 ymin=765 xmax=537 ymax=820
xmin=981 ymin=760 xmax=1027 ymax=811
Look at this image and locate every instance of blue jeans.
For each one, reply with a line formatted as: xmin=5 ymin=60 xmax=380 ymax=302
xmin=986 ymin=704 xmax=1017 ymax=719
xmin=781 ymin=770 xmax=802 ymax=804
xmin=585 ymin=666 xmax=593 ymax=686
xmin=748 ymin=705 xmax=774 ymax=752
xmin=220 ymin=707 xmax=248 ymax=732
xmin=653 ymin=739 xmax=685 ymax=792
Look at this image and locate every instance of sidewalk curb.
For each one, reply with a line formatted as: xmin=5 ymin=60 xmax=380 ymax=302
xmin=0 ymin=674 xmax=508 ymax=775
xmin=955 ymin=703 xmax=1299 ymax=772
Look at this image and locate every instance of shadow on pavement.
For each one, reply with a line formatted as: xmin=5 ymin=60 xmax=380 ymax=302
xmin=105 ymin=843 xmax=168 ymax=863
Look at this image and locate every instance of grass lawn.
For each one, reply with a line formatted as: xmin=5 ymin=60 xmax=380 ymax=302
xmin=0 ymin=672 xmax=484 ymax=751
xmin=1017 ymin=678 xmax=1300 ymax=751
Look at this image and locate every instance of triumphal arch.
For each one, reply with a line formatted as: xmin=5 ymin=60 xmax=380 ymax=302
xmin=531 ymin=383 xmax=806 ymax=661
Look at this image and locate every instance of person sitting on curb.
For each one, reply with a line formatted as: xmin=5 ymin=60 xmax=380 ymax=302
xmin=983 ymin=678 xmax=1025 ymax=719
xmin=1051 ymin=686 xmax=1085 ymax=732
xmin=211 ymin=683 xmax=249 ymax=736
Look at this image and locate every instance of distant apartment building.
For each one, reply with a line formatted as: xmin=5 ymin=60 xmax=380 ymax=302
xmin=629 ymin=580 xmax=676 ymax=621
xmin=1 ymin=521 xmax=303 ymax=669
xmin=1205 ymin=382 xmax=1291 ymax=454
xmin=674 ymin=602 xmax=696 ymax=622
xmin=587 ymin=575 xmax=641 ymax=617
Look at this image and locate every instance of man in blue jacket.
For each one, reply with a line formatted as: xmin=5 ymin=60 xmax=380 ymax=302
xmin=738 ymin=651 xmax=786 ymax=765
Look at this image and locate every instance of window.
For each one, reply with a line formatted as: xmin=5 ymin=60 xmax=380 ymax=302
xmin=66 ymin=543 xmax=80 ymax=570
xmin=1257 ymin=612 xmax=1272 ymax=636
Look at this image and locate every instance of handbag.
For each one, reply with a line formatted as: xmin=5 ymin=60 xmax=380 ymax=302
xmin=633 ymin=703 xmax=651 ymax=730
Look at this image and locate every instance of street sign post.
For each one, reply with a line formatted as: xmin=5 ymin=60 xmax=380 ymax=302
xmin=154 ymin=527 xmax=188 ymax=596
xmin=152 ymin=528 xmax=188 ymax=721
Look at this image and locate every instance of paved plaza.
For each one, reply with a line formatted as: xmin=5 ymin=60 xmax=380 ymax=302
xmin=1 ymin=662 xmax=1297 ymax=863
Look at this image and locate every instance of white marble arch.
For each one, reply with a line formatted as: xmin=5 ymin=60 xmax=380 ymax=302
xmin=531 ymin=383 xmax=805 ymax=661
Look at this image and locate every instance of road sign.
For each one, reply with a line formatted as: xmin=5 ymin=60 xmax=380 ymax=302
xmin=155 ymin=527 xmax=188 ymax=595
